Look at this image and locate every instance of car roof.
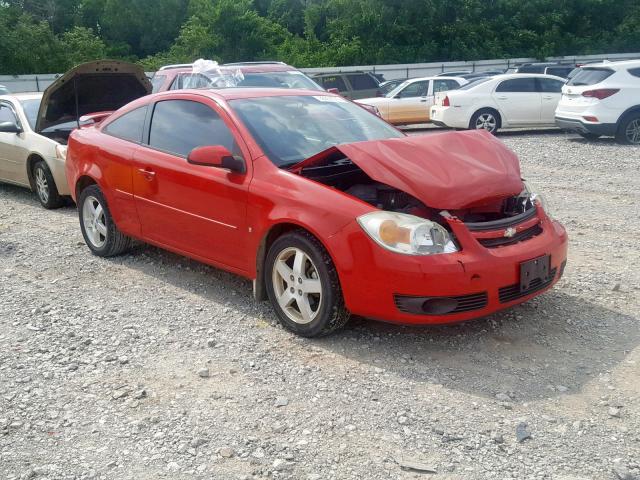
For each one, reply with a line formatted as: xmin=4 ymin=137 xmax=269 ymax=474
xmin=150 ymin=87 xmax=334 ymax=101
xmin=583 ymin=59 xmax=640 ymax=69
xmin=489 ymin=73 xmax=566 ymax=81
xmin=155 ymin=63 xmax=301 ymax=75
xmin=0 ymin=92 xmax=43 ymax=102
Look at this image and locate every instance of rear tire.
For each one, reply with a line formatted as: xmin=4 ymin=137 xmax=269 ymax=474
xmin=469 ymin=108 xmax=501 ymax=134
xmin=33 ymin=160 xmax=63 ymax=209
xmin=265 ymin=230 xmax=350 ymax=337
xmin=78 ymin=184 xmax=131 ymax=257
xmin=578 ymin=132 xmax=601 ymax=140
xmin=616 ymin=113 xmax=640 ymax=145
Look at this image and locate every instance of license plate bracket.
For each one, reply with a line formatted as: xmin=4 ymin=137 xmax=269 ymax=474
xmin=520 ymin=255 xmax=551 ymax=292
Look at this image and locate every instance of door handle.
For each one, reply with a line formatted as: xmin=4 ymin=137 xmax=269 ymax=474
xmin=420 ymin=98 xmax=427 ymax=102
xmin=138 ymin=168 xmax=156 ymax=180
xmin=543 ymin=96 xmax=554 ymax=100
xmin=497 ymin=96 xmax=508 ymax=100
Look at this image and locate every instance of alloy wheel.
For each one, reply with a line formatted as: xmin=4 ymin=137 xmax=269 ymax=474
xmin=35 ymin=168 xmax=49 ymax=204
xmin=625 ymin=119 xmax=640 ymax=144
xmin=475 ymin=113 xmax=497 ymax=132
xmin=82 ymin=195 xmax=107 ymax=248
xmin=271 ymin=247 xmax=322 ymax=325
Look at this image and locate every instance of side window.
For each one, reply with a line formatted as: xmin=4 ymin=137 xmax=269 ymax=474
xmin=0 ymin=103 xmax=18 ymax=124
xmin=628 ymin=68 xmax=640 ymax=79
xmin=346 ymin=74 xmax=378 ymax=90
xmin=433 ymin=79 xmax=459 ymax=93
xmin=148 ymin=100 xmax=237 ymax=157
xmin=397 ymin=81 xmax=429 ymax=98
xmin=104 ymin=106 xmax=147 ymax=143
xmin=496 ymin=78 xmax=537 ymax=93
xmin=319 ymin=76 xmax=347 ymax=91
xmin=537 ymin=78 xmax=564 ymax=93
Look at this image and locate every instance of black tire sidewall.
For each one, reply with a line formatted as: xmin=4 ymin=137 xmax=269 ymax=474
xmin=265 ymin=232 xmax=341 ymax=337
xmin=78 ymin=185 xmax=117 ymax=257
xmin=616 ymin=113 xmax=640 ymax=145
xmin=33 ymin=161 xmax=62 ymax=209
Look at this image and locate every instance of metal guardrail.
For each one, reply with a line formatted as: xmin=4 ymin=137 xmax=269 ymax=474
xmin=2 ymin=52 xmax=639 ymax=93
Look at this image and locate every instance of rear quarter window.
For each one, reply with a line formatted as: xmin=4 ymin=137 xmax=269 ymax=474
xmin=568 ymin=68 xmax=615 ymax=86
xmin=628 ymin=68 xmax=640 ymax=79
xmin=103 ymin=106 xmax=148 ymax=143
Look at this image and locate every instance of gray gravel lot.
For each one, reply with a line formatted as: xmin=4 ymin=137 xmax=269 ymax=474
xmin=1 ymin=130 xmax=639 ymax=480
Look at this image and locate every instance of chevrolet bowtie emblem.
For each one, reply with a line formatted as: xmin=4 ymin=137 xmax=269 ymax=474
xmin=504 ymin=227 xmax=517 ymax=238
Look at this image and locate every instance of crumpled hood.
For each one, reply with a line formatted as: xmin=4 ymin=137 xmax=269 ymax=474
xmin=36 ymin=60 xmax=151 ymax=137
xmin=291 ymin=130 xmax=523 ymax=209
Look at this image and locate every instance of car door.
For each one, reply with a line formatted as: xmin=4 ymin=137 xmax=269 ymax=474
xmin=344 ymin=74 xmax=380 ymax=100
xmin=387 ymin=80 xmax=430 ymax=124
xmin=537 ymin=78 xmax=564 ymax=125
xmin=492 ymin=78 xmax=542 ymax=125
xmin=132 ymin=97 xmax=252 ymax=273
xmin=0 ymin=102 xmax=29 ymax=184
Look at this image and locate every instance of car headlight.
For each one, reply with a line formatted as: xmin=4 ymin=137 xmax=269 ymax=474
xmin=523 ymin=181 xmax=553 ymax=218
xmin=357 ymin=211 xmax=458 ymax=255
xmin=55 ymin=144 xmax=67 ymax=160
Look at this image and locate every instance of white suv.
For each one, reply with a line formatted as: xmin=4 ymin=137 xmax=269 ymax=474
xmin=555 ymin=60 xmax=640 ymax=144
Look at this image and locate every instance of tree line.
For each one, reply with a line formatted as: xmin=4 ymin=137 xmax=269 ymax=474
xmin=1 ymin=0 xmax=639 ymax=75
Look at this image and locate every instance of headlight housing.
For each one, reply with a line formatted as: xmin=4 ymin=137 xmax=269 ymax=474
xmin=357 ymin=211 xmax=458 ymax=255
xmin=55 ymin=144 xmax=67 ymax=160
xmin=523 ymin=181 xmax=552 ymax=218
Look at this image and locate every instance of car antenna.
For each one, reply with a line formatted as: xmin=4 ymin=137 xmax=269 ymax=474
xmin=74 ymin=76 xmax=80 ymax=129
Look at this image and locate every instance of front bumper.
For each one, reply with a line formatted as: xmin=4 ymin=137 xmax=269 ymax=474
xmin=555 ymin=116 xmax=617 ymax=136
xmin=327 ymin=209 xmax=568 ymax=325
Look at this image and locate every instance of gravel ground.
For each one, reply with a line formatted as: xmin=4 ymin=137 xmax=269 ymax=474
xmin=1 ymin=130 xmax=639 ymax=480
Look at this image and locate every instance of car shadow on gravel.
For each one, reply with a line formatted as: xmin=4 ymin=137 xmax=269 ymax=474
xmin=314 ymin=289 xmax=639 ymax=402
xmin=112 ymin=240 xmax=638 ymax=404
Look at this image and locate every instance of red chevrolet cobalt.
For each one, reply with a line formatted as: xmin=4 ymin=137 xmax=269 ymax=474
xmin=66 ymin=89 xmax=568 ymax=337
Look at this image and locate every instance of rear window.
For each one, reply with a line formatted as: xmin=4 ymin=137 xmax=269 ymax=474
xmin=318 ymin=75 xmax=347 ymax=91
xmin=458 ymin=77 xmax=491 ymax=90
xmin=568 ymin=68 xmax=614 ymax=86
xmin=517 ymin=65 xmax=546 ymax=74
xmin=346 ymin=74 xmax=378 ymax=90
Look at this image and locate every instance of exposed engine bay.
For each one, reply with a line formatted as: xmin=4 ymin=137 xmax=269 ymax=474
xmin=296 ymin=152 xmax=536 ymax=227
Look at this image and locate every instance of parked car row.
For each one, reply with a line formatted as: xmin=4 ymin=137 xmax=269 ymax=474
xmin=0 ymin=59 xmax=569 ymax=337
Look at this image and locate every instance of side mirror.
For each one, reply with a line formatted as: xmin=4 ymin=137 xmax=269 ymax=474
xmin=327 ymin=88 xmax=340 ymax=95
xmin=187 ymin=145 xmax=246 ymax=174
xmin=0 ymin=121 xmax=22 ymax=134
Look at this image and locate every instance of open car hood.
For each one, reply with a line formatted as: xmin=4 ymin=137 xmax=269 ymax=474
xmin=35 ymin=60 xmax=152 ymax=138
xmin=291 ymin=130 xmax=523 ymax=210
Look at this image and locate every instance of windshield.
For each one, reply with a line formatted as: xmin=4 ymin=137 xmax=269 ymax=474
xmin=230 ymin=95 xmax=404 ymax=167
xmin=151 ymin=74 xmax=166 ymax=93
xmin=385 ymin=80 xmax=412 ymax=98
xmin=20 ymin=98 xmax=41 ymax=129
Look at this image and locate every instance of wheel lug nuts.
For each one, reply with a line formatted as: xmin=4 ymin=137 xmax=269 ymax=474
xmin=290 ymin=275 xmax=294 ymax=281
xmin=298 ymin=290 xmax=303 ymax=296
xmin=290 ymin=287 xmax=294 ymax=293
xmin=298 ymin=278 xmax=302 ymax=284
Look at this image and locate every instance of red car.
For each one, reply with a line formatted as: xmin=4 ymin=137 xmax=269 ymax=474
xmin=65 ymin=88 xmax=568 ymax=337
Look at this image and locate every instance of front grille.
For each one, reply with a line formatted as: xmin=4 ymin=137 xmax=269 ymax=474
xmin=498 ymin=267 xmax=558 ymax=303
xmin=394 ymin=292 xmax=488 ymax=315
xmin=478 ymin=224 xmax=543 ymax=248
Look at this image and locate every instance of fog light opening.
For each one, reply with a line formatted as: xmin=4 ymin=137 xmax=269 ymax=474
xmin=421 ymin=297 xmax=459 ymax=315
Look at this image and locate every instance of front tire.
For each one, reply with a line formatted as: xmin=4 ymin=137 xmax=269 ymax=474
xmin=33 ymin=160 xmax=63 ymax=209
xmin=78 ymin=185 xmax=131 ymax=257
xmin=265 ymin=230 xmax=350 ymax=337
xmin=469 ymin=108 xmax=500 ymax=134
xmin=616 ymin=114 xmax=640 ymax=145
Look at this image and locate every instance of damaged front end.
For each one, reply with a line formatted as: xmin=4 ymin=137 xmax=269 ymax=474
xmin=289 ymin=131 xmax=545 ymax=253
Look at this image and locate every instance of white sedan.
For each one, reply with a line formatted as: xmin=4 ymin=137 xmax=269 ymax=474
xmin=357 ymin=76 xmax=468 ymax=125
xmin=430 ymin=74 xmax=566 ymax=133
